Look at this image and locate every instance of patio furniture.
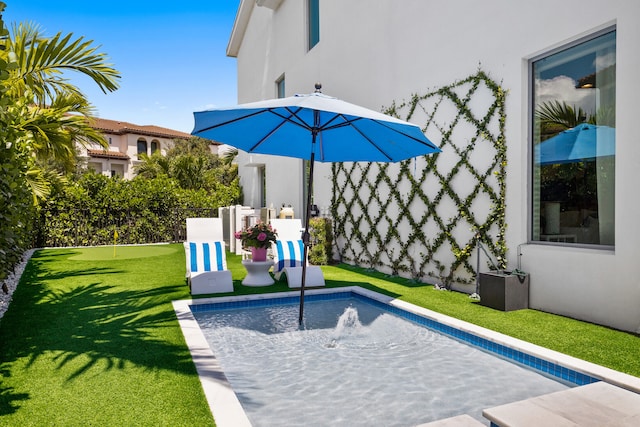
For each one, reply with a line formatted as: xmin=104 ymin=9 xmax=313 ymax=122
xmin=186 ymin=217 xmax=225 ymax=241
xmin=184 ymin=218 xmax=233 ymax=294
xmin=192 ymin=86 xmax=438 ymax=324
xmin=241 ymin=260 xmax=275 ymax=286
xmin=270 ymin=219 xmax=325 ymax=288
xmin=184 ymin=217 xmax=226 ymax=279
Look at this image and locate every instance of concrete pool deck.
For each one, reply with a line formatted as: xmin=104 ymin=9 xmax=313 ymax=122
xmin=173 ymin=286 xmax=640 ymax=426
xmin=484 ymin=381 xmax=640 ymax=426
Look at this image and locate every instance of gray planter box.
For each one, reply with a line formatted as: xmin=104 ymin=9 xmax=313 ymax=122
xmin=479 ymin=271 xmax=529 ymax=311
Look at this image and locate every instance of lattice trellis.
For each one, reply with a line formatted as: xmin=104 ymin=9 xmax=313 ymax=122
xmin=331 ymin=70 xmax=507 ymax=287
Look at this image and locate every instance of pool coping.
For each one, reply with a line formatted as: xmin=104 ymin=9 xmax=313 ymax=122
xmin=172 ymin=286 xmax=640 ymax=427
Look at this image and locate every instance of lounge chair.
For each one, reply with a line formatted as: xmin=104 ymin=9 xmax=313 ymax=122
xmin=184 ymin=217 xmax=224 ymax=279
xmin=184 ymin=218 xmax=233 ymax=294
xmin=186 ymin=217 xmax=225 ymax=242
xmin=269 ymin=218 xmax=325 ymax=288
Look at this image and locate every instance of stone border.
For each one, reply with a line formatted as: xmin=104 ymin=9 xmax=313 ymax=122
xmin=0 ymin=249 xmax=35 ymax=321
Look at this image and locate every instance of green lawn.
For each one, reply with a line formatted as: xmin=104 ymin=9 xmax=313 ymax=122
xmin=1 ymin=244 xmax=638 ymax=426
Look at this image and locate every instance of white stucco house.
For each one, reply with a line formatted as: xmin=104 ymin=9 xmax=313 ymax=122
xmin=78 ymin=118 xmax=218 ymax=179
xmin=225 ymin=0 xmax=640 ymax=333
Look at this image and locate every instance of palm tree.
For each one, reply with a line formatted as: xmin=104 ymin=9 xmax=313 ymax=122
xmin=169 ymin=154 xmax=211 ymax=190
xmin=134 ymin=151 xmax=171 ymax=179
xmin=221 ymin=147 xmax=239 ymax=164
xmin=215 ymin=148 xmax=239 ymax=186
xmin=159 ymin=137 xmax=240 ymax=190
xmin=2 ymin=22 xmax=121 ymax=202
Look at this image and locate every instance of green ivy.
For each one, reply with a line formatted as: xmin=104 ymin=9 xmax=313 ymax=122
xmin=331 ymin=70 xmax=507 ymax=288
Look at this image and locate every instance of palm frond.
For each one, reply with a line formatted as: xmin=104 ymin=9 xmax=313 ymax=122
xmin=8 ymin=22 xmax=120 ymax=105
xmin=221 ymin=147 xmax=239 ymax=164
xmin=25 ymin=166 xmax=52 ymax=205
xmin=134 ymin=151 xmax=171 ymax=179
xmin=536 ymin=100 xmax=587 ymax=129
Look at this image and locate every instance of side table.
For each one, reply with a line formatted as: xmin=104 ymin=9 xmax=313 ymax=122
xmin=241 ymin=260 xmax=274 ymax=286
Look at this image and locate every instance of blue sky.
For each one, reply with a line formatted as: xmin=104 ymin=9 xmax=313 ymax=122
xmin=6 ymin=1 xmax=241 ymax=133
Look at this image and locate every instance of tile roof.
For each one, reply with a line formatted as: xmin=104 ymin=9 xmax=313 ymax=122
xmin=90 ymin=117 xmax=216 ymax=143
xmin=87 ymin=149 xmax=131 ymax=160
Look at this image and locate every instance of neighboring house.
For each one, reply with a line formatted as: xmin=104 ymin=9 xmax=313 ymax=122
xmin=78 ymin=118 xmax=216 ymax=179
xmin=226 ymin=1 xmax=640 ymax=332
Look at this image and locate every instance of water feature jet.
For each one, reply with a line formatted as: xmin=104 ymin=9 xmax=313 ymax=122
xmin=326 ymin=306 xmax=362 ymax=348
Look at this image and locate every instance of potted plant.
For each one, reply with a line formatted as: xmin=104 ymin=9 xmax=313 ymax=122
xmin=234 ymin=221 xmax=278 ymax=261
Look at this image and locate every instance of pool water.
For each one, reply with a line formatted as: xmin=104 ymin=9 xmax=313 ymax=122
xmin=193 ymin=297 xmax=570 ymax=426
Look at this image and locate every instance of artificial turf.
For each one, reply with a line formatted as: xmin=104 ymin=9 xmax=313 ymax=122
xmin=0 ymin=243 xmax=638 ymax=426
xmin=0 ymin=245 xmax=214 ymax=426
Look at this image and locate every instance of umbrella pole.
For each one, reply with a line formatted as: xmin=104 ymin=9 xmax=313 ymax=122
xmin=299 ymin=132 xmax=318 ymax=325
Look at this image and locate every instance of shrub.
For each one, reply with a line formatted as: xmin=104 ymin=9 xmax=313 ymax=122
xmin=35 ymin=172 xmax=241 ymax=247
xmin=309 ymin=217 xmax=333 ymax=265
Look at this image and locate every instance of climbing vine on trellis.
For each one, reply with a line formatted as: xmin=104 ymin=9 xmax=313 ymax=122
xmin=331 ymin=70 xmax=507 ymax=288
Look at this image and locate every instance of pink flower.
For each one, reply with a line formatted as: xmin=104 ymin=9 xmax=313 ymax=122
xmin=257 ymin=232 xmax=267 ymax=241
xmin=234 ymin=231 xmax=242 ymax=239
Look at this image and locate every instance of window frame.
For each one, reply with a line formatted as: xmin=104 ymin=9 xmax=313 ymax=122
xmin=527 ymin=26 xmax=616 ymax=249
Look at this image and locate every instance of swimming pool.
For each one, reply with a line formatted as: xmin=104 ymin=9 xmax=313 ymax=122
xmin=173 ymin=287 xmax=613 ymax=426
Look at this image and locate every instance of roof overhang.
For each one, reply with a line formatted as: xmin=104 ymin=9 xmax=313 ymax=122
xmin=227 ymin=0 xmax=255 ymax=58
xmin=256 ymin=0 xmax=283 ymax=10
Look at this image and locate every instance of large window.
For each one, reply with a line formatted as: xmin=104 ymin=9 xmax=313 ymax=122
xmin=531 ymin=29 xmax=616 ymax=246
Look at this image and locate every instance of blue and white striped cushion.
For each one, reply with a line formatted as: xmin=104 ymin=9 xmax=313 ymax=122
xmin=187 ymin=241 xmax=227 ymax=273
xmin=274 ymin=240 xmax=305 ymax=273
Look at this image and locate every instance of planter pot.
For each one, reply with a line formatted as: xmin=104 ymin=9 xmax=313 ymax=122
xmin=479 ymin=271 xmax=529 ymax=312
xmin=250 ymin=247 xmax=268 ymax=262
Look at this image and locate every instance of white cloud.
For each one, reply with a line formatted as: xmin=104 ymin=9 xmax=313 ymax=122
xmin=535 ymin=75 xmax=596 ymax=116
xmin=595 ymin=52 xmax=615 ymax=71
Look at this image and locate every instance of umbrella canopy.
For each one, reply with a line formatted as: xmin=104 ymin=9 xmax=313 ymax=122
xmin=192 ymin=85 xmax=440 ymax=324
xmin=192 ymin=90 xmax=439 ymax=163
xmin=536 ymin=124 xmax=615 ymax=165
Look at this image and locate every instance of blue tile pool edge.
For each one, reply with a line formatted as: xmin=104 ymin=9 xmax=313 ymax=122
xmin=354 ymin=293 xmax=597 ymax=386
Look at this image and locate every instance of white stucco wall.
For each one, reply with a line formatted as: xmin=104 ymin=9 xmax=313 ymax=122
xmin=229 ymin=0 xmax=640 ymax=332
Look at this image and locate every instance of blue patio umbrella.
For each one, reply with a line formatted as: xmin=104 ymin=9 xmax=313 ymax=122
xmin=535 ymin=124 xmax=615 ymax=165
xmin=192 ymin=84 xmax=440 ymax=324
